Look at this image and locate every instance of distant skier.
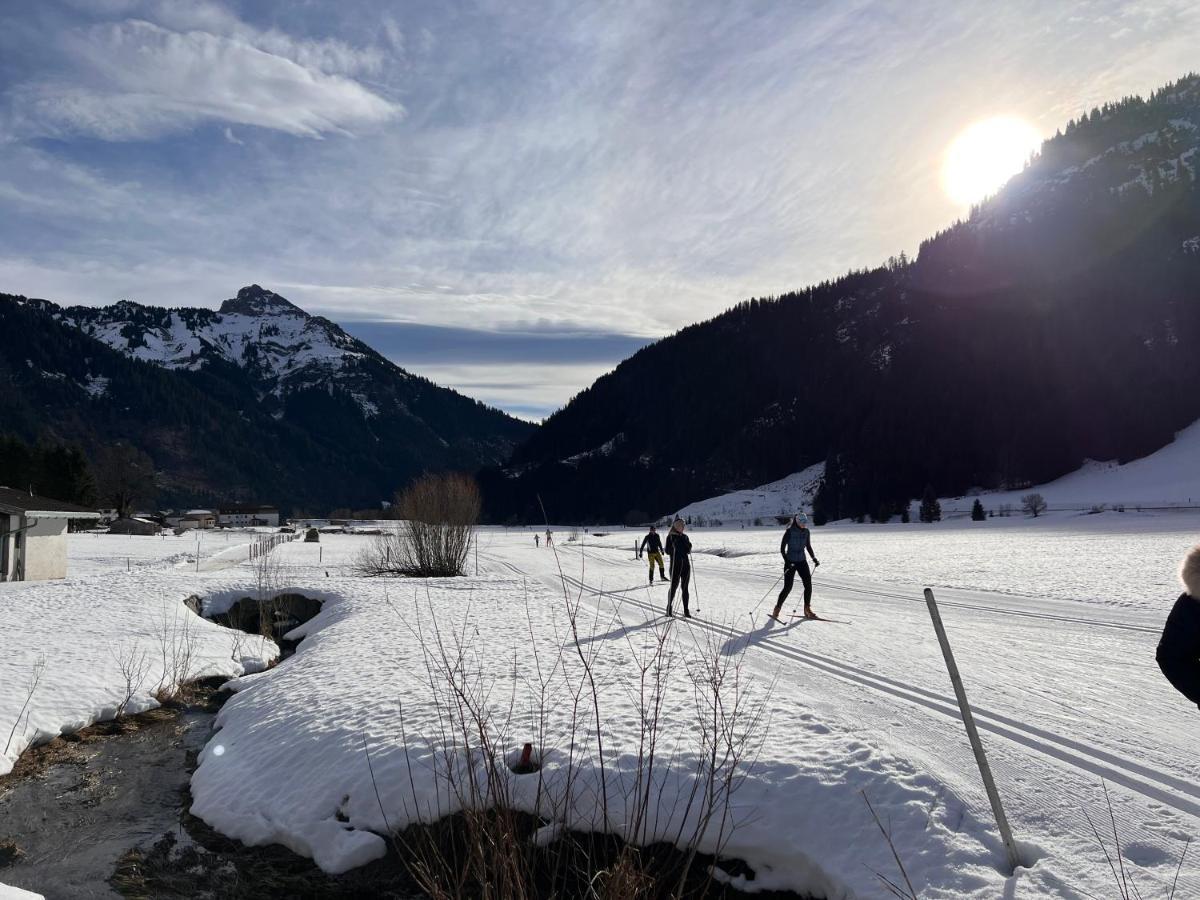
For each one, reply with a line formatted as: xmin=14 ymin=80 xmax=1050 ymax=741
xmin=545 ymin=529 xmax=553 ymax=548
xmin=664 ymin=518 xmax=692 ymax=618
xmin=640 ymin=525 xmax=669 ymax=584
xmin=770 ymin=513 xmax=820 ymax=620
xmin=535 ymin=533 xmax=540 ymax=548
xmin=1157 ymin=545 xmax=1200 ymax=709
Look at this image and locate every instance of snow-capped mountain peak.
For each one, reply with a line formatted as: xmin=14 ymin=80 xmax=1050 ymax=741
xmin=218 ymin=284 xmax=308 ymax=318
xmin=56 ymin=286 xmax=384 ymax=405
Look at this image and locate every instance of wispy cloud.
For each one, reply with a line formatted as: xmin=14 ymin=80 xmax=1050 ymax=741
xmin=2 ymin=9 xmax=400 ymax=140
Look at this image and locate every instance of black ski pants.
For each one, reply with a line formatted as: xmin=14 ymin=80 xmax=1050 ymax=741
xmin=777 ymin=559 xmax=812 ymax=607
xmin=668 ymin=556 xmax=691 ymax=613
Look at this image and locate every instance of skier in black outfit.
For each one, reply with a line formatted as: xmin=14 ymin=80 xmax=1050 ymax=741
xmin=1157 ymin=545 xmax=1200 ymax=709
xmin=771 ymin=513 xmax=820 ymax=620
xmin=664 ymin=518 xmax=692 ymax=618
xmin=640 ymin=525 xmax=668 ymax=584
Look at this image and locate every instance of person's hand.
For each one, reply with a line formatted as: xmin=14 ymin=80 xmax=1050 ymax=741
xmin=814 ymin=559 xmax=821 ymax=567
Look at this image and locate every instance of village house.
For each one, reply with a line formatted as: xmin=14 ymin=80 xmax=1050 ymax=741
xmin=217 ymin=505 xmax=280 ymax=527
xmin=0 ymin=486 xmax=100 ymax=582
xmin=177 ymin=509 xmax=217 ymax=530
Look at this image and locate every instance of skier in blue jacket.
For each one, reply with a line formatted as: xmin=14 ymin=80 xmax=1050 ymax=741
xmin=771 ymin=513 xmax=820 ymax=620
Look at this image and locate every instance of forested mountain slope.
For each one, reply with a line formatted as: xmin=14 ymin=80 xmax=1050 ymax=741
xmin=483 ymin=74 xmax=1200 ymax=523
xmin=0 ymin=287 xmax=533 ymax=511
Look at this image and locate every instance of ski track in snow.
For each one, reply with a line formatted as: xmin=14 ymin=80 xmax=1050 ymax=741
xmin=500 ymin=527 xmax=1200 ymax=898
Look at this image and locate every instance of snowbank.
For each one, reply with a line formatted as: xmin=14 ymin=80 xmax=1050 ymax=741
xmin=0 ymin=570 xmax=276 ymax=777
xmin=190 ymin=537 xmax=1035 ymax=897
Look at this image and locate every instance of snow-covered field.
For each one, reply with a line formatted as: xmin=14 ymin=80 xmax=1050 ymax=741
xmin=3 ymin=523 xmax=1198 ymax=898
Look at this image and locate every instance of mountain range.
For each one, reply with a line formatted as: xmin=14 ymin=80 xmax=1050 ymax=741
xmin=0 ymin=285 xmax=532 ymax=511
xmin=480 ymin=74 xmax=1200 ymax=524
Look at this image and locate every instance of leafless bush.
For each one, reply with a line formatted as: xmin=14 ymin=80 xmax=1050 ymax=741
xmin=863 ymin=791 xmax=919 ymax=899
xmin=4 ymin=654 xmax=46 ymax=758
xmin=1085 ymin=780 xmax=1191 ymax=900
xmin=153 ymin=602 xmax=198 ymax=704
xmin=356 ymin=474 xmax=480 ymax=577
xmin=254 ymin=544 xmax=285 ymax=637
xmin=111 ymin=642 xmax=151 ymax=717
xmin=373 ymin=573 xmax=769 ymax=899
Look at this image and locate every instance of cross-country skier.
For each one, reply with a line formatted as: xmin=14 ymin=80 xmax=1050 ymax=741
xmin=664 ymin=518 xmax=692 ymax=617
xmin=535 ymin=533 xmax=540 ymax=548
xmin=545 ymin=529 xmax=553 ymax=548
xmin=640 ymin=525 xmax=668 ymax=584
xmin=1157 ymin=544 xmax=1200 ymax=709
xmin=770 ymin=513 xmax=820 ymax=620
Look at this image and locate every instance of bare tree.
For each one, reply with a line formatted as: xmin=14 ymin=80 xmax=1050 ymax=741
xmin=1021 ymin=493 xmax=1048 ymax=518
xmin=95 ymin=443 xmax=157 ymax=519
xmin=356 ymin=473 xmax=481 ymax=577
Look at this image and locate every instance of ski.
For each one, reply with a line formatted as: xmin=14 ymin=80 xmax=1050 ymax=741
xmin=790 ymin=614 xmax=849 ymax=624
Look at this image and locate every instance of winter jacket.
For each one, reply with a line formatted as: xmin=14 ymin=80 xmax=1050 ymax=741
xmin=780 ymin=524 xmax=814 ymax=564
xmin=1157 ymin=546 xmax=1200 ymax=707
xmin=640 ymin=532 xmax=664 ymax=555
xmin=664 ymin=531 xmax=691 ymax=558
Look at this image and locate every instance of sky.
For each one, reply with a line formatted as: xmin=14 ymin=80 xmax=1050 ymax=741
xmin=1 ymin=1 xmax=1197 ymax=418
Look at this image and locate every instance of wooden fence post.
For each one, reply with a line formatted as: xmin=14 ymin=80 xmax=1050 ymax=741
xmin=924 ymin=588 xmax=1021 ymax=874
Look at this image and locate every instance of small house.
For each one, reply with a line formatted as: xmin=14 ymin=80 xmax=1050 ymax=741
xmin=0 ymin=486 xmax=100 ymax=582
xmin=178 ymin=509 xmax=217 ymax=530
xmin=108 ymin=517 xmax=162 ymax=536
xmin=217 ymin=505 xmax=280 ymax=527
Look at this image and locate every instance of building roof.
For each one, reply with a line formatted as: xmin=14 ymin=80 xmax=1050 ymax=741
xmin=0 ymin=486 xmax=100 ymax=518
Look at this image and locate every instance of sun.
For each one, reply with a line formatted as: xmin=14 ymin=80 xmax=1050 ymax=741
xmin=941 ymin=116 xmax=1042 ymax=208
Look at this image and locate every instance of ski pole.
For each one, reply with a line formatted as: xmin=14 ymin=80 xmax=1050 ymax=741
xmin=690 ymin=556 xmax=700 ymax=612
xmin=750 ymin=570 xmax=785 ymax=617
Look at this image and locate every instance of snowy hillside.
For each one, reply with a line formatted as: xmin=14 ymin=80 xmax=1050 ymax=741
xmin=680 ymin=417 xmax=1200 ymax=524
xmin=673 ymin=462 xmax=824 ymax=524
xmin=941 ymin=417 xmax=1200 ymax=515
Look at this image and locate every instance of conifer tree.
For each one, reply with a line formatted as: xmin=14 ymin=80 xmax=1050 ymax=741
xmin=919 ymin=484 xmax=941 ymax=523
xmin=971 ymin=498 xmax=986 ymax=521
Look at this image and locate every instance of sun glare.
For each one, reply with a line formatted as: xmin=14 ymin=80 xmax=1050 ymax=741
xmin=941 ymin=116 xmax=1042 ymax=208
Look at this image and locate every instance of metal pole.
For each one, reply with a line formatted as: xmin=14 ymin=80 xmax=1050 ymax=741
xmin=924 ymin=588 xmax=1021 ymax=874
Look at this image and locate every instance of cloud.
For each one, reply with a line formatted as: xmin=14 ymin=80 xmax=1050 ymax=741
xmin=4 ymin=15 xmax=401 ymax=140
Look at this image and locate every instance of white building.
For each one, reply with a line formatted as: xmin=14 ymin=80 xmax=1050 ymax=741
xmin=0 ymin=487 xmax=100 ymax=582
xmin=217 ymin=505 xmax=280 ymax=527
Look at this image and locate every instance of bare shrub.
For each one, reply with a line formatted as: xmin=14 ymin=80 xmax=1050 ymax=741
xmin=4 ymin=654 xmax=46 ymax=758
xmin=111 ymin=642 xmax=151 ymax=717
xmin=374 ymin=574 xmax=769 ymax=898
xmin=153 ymin=602 xmax=198 ymax=704
xmin=254 ymin=543 xmax=284 ymax=637
xmin=1085 ymin=780 xmax=1192 ymax=900
xmin=356 ymin=474 xmax=480 ymax=577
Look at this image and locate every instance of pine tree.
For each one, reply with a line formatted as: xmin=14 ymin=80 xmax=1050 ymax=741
xmin=919 ymin=484 xmax=941 ymax=523
xmin=971 ymin=498 xmax=986 ymax=521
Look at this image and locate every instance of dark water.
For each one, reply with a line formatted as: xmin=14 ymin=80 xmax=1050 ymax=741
xmin=0 ymin=700 xmax=213 ymax=899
